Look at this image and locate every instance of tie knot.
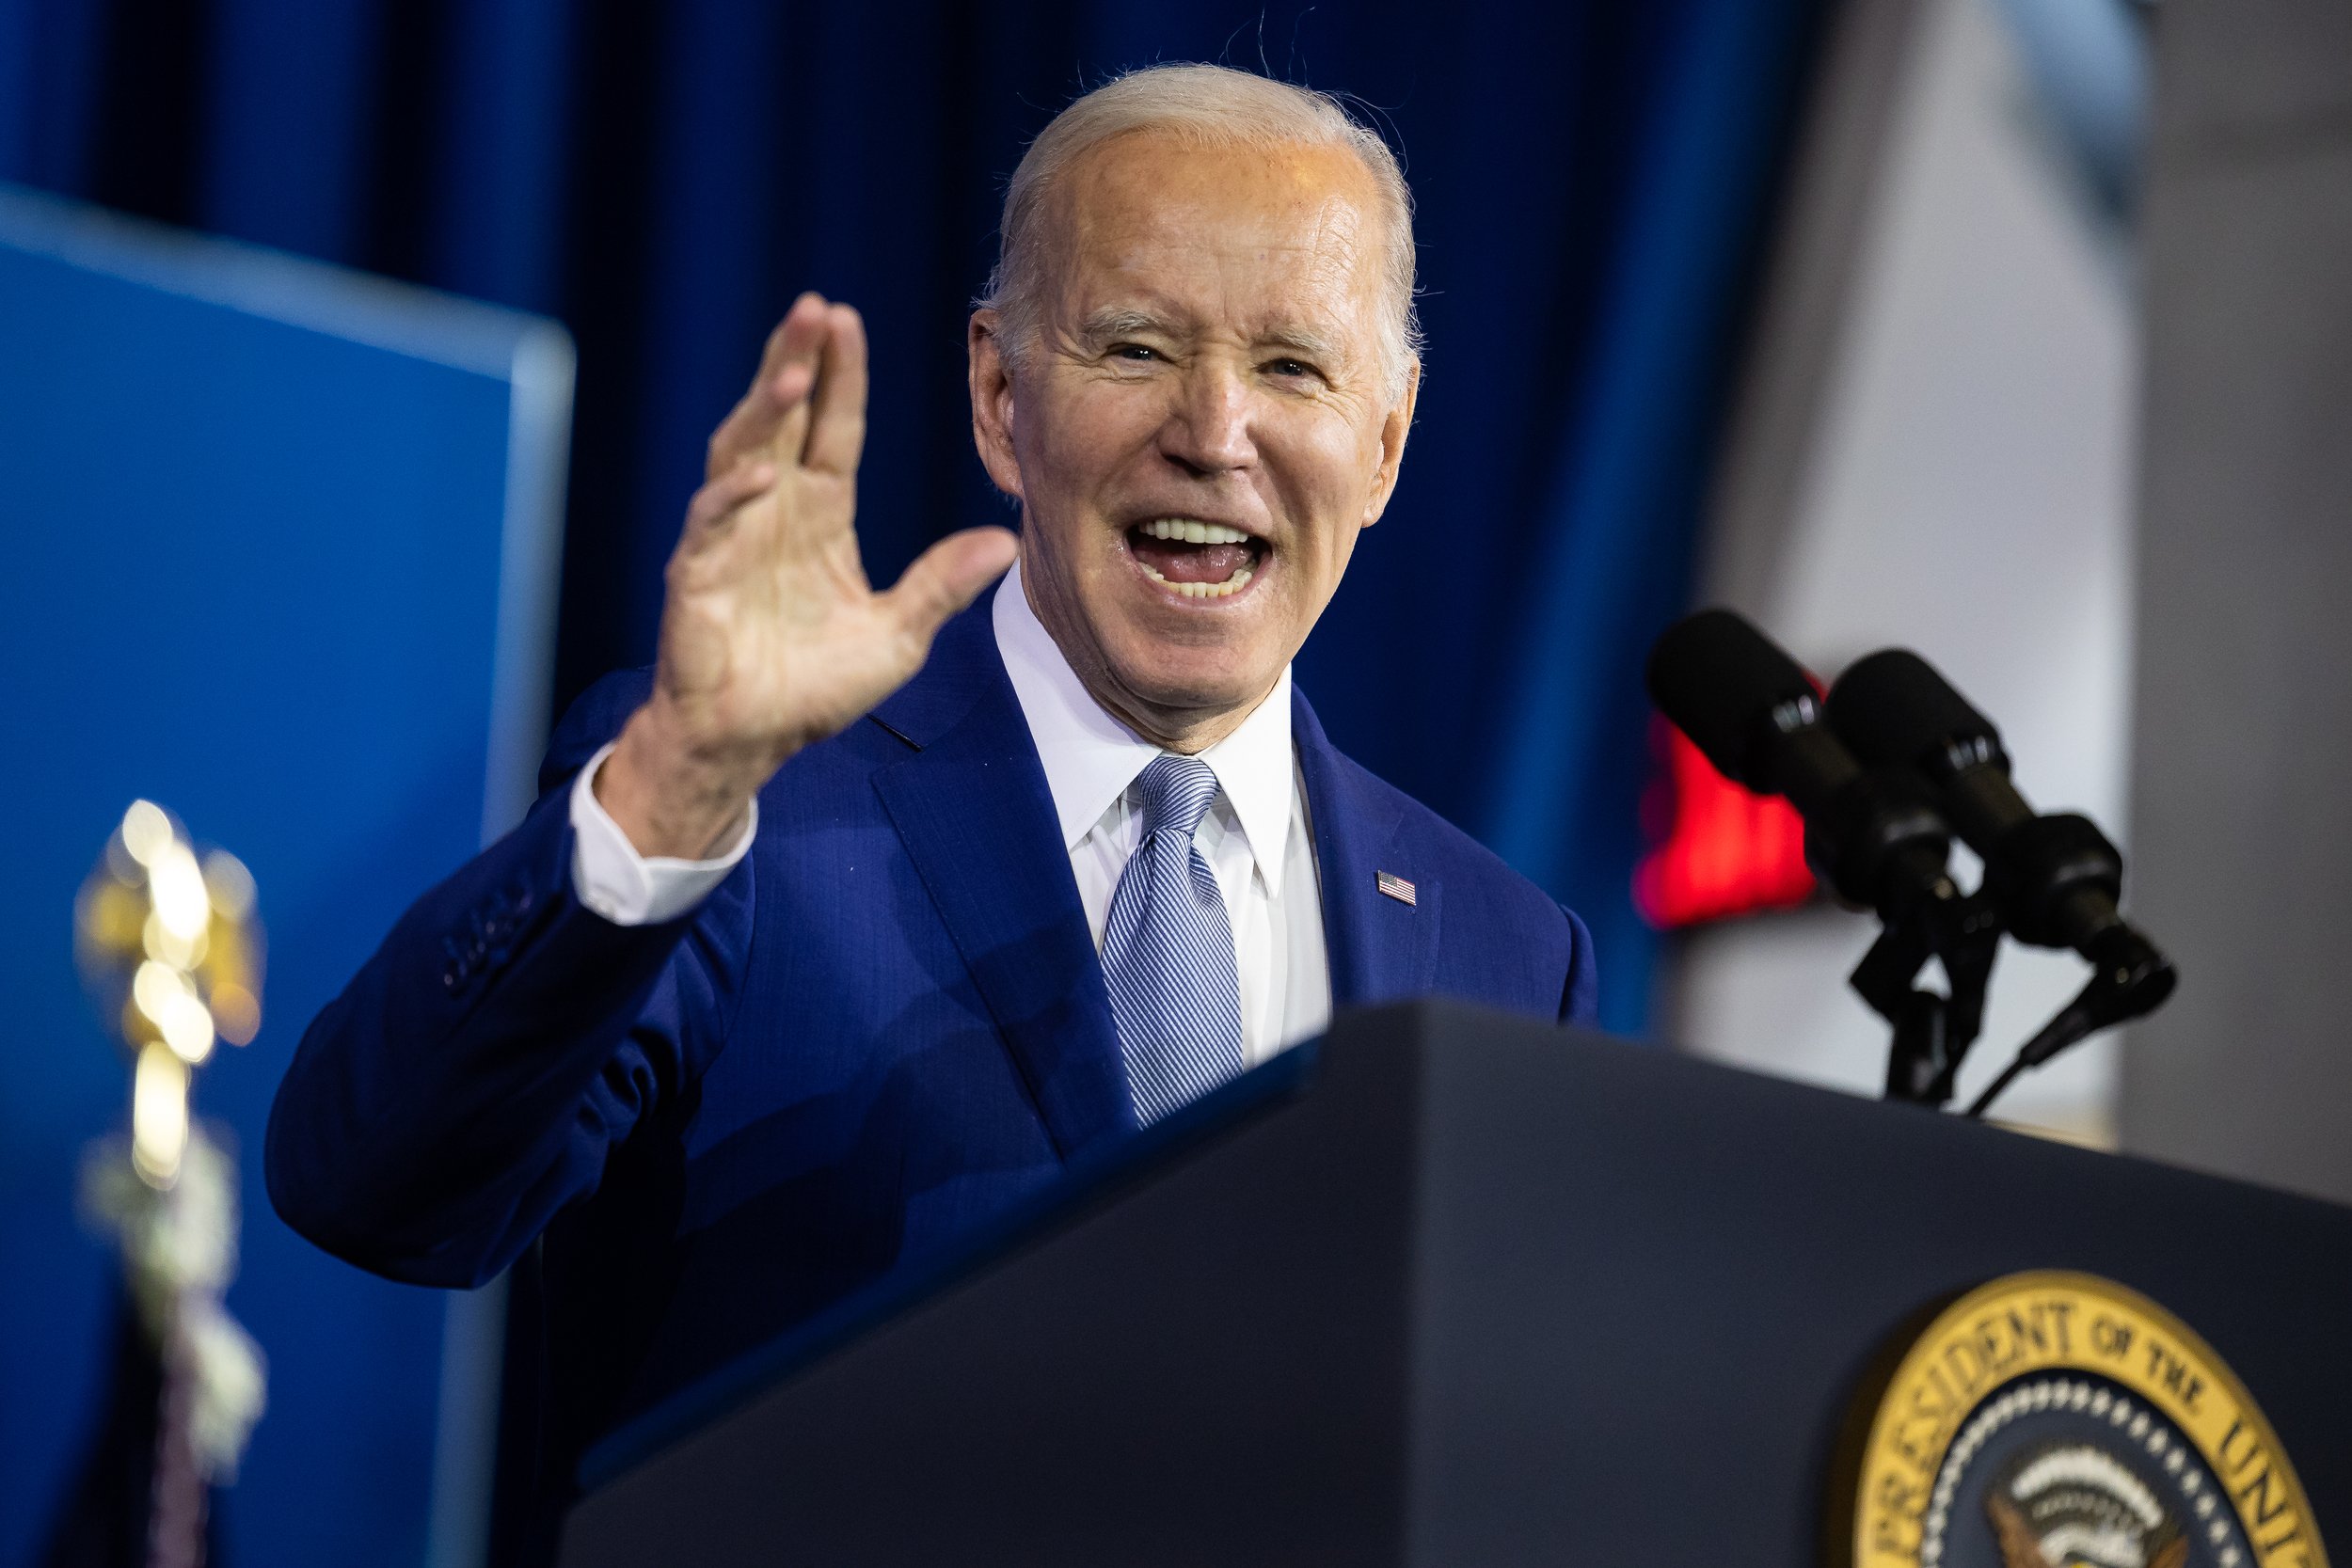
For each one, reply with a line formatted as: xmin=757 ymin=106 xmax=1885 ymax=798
xmin=1133 ymin=753 xmax=1220 ymax=841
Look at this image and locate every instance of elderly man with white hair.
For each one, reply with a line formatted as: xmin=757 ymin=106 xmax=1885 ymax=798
xmin=267 ymin=62 xmax=1595 ymax=1525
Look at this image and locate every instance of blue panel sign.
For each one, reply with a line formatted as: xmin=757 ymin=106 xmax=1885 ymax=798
xmin=0 ymin=185 xmax=569 ymax=1568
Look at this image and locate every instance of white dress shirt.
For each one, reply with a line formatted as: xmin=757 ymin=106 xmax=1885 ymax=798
xmin=568 ymin=560 xmax=1332 ymax=1066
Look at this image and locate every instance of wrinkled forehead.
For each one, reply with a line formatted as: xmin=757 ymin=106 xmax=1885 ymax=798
xmin=1043 ymin=135 xmax=1389 ymax=343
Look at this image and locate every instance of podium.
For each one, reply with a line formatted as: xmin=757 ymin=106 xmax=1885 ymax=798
xmin=557 ymin=1001 xmax=2352 ymax=1566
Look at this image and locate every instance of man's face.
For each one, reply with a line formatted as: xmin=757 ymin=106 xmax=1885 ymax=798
xmin=970 ymin=133 xmax=1418 ymax=747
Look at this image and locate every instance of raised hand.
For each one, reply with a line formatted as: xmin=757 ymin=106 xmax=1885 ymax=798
xmin=597 ymin=293 xmax=1019 ymax=859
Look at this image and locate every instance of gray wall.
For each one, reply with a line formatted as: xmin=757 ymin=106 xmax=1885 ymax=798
xmin=1675 ymin=0 xmax=2141 ymax=1145
xmin=2122 ymin=0 xmax=2352 ymax=1199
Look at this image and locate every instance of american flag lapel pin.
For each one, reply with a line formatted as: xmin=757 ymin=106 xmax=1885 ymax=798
xmin=1375 ymin=870 xmax=1417 ymax=907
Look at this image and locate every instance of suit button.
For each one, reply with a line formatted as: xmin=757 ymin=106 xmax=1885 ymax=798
xmin=442 ymin=963 xmax=465 ymax=991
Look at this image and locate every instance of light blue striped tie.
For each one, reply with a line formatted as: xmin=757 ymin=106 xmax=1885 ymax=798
xmin=1103 ymin=754 xmax=1247 ymax=1126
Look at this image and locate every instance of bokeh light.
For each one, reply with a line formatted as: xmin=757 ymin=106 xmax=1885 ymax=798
xmin=77 ymin=802 xmax=264 ymax=1186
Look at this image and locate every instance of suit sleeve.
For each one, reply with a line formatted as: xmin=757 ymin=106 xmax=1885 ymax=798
xmin=1557 ymin=905 xmax=1598 ymax=1027
xmin=263 ymin=673 xmax=755 ymax=1288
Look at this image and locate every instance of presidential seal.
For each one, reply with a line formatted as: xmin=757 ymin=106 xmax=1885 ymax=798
xmin=1836 ymin=1272 xmax=2327 ymax=1568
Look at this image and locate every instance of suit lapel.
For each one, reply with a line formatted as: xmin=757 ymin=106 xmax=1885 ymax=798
xmin=1294 ymin=689 xmax=1443 ymax=1010
xmin=871 ymin=603 xmax=1134 ymax=1159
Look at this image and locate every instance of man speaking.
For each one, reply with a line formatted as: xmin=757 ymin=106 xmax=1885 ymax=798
xmin=269 ymin=62 xmax=1595 ymax=1516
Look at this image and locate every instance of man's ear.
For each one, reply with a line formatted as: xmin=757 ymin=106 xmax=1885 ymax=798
xmin=1360 ymin=356 xmax=1422 ymax=529
xmin=968 ymin=309 xmax=1025 ymax=501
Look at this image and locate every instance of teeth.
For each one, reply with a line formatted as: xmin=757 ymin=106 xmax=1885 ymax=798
xmin=1141 ymin=517 xmax=1252 ymax=545
xmin=1136 ymin=562 xmax=1256 ymax=598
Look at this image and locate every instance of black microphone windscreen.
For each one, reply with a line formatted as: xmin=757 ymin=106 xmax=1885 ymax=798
xmin=1645 ymin=609 xmax=1817 ymax=790
xmin=1827 ymin=649 xmax=1999 ymax=769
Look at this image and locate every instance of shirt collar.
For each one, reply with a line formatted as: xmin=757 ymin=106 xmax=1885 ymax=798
xmin=992 ymin=556 xmax=1296 ymax=895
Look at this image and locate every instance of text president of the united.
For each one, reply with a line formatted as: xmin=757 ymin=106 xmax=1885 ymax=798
xmin=268 ymin=62 xmax=1596 ymax=1518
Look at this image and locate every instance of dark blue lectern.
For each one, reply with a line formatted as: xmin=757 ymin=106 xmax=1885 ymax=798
xmin=556 ymin=1001 xmax=2352 ymax=1566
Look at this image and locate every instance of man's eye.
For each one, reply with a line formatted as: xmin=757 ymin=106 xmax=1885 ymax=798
xmin=1266 ymin=357 xmax=1315 ymax=379
xmin=1112 ymin=343 xmax=1159 ymax=362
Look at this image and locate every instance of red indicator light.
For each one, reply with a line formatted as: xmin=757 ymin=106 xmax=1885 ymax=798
xmin=1633 ymin=717 xmax=1817 ymax=928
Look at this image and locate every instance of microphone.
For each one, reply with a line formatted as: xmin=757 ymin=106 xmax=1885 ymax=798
xmin=1825 ymin=649 xmax=2175 ymax=1029
xmin=1645 ymin=610 xmax=1955 ymax=921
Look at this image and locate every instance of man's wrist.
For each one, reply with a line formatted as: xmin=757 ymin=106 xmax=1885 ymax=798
xmin=571 ymin=744 xmax=756 ymax=924
xmin=596 ymin=701 xmax=771 ymax=860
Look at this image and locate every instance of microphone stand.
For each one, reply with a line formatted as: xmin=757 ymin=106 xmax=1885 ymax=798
xmin=1851 ymin=879 xmax=2005 ymax=1108
xmin=1856 ymin=873 xmax=2171 ymax=1120
xmin=1961 ymin=923 xmax=2174 ymax=1119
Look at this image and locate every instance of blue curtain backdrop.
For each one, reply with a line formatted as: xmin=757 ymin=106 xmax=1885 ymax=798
xmin=0 ymin=0 xmax=1830 ymax=1042
xmin=0 ymin=0 xmax=1823 ymax=1037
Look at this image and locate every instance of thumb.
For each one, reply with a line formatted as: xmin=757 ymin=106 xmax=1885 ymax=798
xmin=882 ymin=526 xmax=1021 ymax=646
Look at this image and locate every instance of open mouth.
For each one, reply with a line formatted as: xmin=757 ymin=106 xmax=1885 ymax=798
xmin=1124 ymin=517 xmax=1268 ymax=600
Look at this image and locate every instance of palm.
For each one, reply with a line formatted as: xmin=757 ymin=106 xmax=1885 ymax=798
xmin=661 ymin=459 xmax=902 ymax=757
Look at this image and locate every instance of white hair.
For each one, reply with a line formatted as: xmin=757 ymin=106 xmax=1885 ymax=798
xmin=978 ymin=63 xmax=1422 ymax=400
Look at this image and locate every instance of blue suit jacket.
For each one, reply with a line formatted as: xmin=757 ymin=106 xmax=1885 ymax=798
xmin=267 ymin=597 xmax=1595 ymax=1504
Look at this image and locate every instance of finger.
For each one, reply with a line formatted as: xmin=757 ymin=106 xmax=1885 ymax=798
xmin=706 ymin=376 xmax=807 ymax=483
xmin=765 ymin=309 xmax=825 ymax=469
xmin=802 ymin=304 xmax=869 ymax=477
xmin=707 ymin=359 xmax=814 ymax=478
xmin=881 ymin=527 xmax=1021 ymax=647
xmin=707 ymin=294 xmax=829 ymax=478
xmin=678 ymin=460 xmax=777 ymax=548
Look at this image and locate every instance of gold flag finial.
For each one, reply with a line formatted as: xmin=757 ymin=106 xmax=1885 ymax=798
xmin=76 ymin=800 xmax=265 ymax=1187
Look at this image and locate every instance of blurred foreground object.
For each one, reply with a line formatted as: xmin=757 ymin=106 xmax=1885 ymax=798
xmin=76 ymin=800 xmax=265 ymax=1186
xmin=48 ymin=803 xmax=266 ymax=1568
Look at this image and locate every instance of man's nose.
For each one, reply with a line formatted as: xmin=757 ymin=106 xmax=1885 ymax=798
xmin=1157 ymin=362 xmax=1256 ymax=477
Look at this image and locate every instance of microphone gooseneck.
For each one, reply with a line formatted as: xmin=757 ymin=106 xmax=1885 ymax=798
xmin=1825 ymin=647 xmax=2176 ymax=1116
xmin=1825 ymin=650 xmax=2173 ymax=989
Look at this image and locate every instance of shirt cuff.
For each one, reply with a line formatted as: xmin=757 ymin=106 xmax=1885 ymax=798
xmin=568 ymin=742 xmax=757 ymax=925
